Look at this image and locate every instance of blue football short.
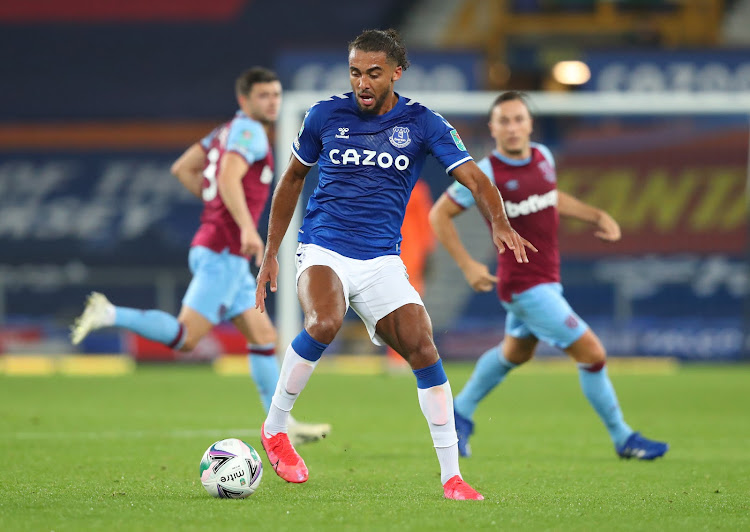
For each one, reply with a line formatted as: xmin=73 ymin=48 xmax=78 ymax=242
xmin=501 ymin=282 xmax=588 ymax=349
xmin=182 ymin=246 xmax=256 ymax=324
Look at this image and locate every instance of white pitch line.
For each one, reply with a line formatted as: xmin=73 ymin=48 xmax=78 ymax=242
xmin=3 ymin=428 xmax=260 ymax=441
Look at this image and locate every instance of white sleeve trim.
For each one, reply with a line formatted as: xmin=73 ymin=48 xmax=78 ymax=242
xmin=445 ymin=155 xmax=473 ymax=174
xmin=292 ymin=147 xmax=317 ymax=167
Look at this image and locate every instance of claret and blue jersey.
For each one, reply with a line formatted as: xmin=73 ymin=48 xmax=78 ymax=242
xmin=292 ymin=92 xmax=472 ymax=260
xmin=193 ymin=110 xmax=274 ymax=257
xmin=447 ymin=143 xmax=561 ymax=302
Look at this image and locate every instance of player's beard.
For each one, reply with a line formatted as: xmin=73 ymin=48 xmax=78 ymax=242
xmin=501 ymin=141 xmax=526 ymax=156
xmin=357 ymin=90 xmax=389 ymax=115
xmin=259 ymin=108 xmax=279 ymax=125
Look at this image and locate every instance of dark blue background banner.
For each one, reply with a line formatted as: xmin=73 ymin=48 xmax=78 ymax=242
xmin=583 ymin=49 xmax=750 ymax=92
xmin=0 ymin=153 xmax=197 ymax=266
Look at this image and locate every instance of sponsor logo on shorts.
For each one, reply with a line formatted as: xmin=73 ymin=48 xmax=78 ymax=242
xmin=565 ymin=314 xmax=579 ymax=329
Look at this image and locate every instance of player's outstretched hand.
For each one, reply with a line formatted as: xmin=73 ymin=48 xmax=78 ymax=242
xmin=462 ymin=259 xmax=499 ymax=292
xmin=255 ymin=256 xmax=279 ymax=314
xmin=241 ymin=227 xmax=265 ymax=267
xmin=492 ymin=223 xmax=537 ymax=263
xmin=594 ymin=212 xmax=621 ymax=242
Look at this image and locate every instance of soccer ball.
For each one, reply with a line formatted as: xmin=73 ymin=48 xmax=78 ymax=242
xmin=199 ymin=438 xmax=263 ymax=498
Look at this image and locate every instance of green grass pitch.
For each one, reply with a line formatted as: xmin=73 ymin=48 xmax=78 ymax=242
xmin=1 ymin=362 xmax=748 ymax=531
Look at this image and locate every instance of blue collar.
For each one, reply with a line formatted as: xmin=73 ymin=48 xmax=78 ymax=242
xmin=492 ymin=149 xmax=531 ymax=166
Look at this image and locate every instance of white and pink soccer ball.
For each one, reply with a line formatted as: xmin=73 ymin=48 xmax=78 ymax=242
xmin=199 ymin=438 xmax=263 ymax=498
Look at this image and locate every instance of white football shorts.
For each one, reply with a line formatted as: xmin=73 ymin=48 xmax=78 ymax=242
xmin=295 ymin=243 xmax=423 ymax=346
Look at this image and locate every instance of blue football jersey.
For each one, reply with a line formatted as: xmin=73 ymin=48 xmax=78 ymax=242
xmin=292 ymin=92 xmax=472 ymax=260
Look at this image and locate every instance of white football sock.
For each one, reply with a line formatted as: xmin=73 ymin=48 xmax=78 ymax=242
xmin=417 ymin=381 xmax=461 ymax=484
xmin=264 ymin=345 xmax=319 ymax=436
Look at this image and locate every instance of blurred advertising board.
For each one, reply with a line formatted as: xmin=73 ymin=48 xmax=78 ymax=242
xmin=275 ymin=51 xmax=483 ymax=93
xmin=436 ymin=317 xmax=747 ymax=362
xmin=583 ymin=50 xmax=750 ymax=92
xmin=556 ymin=122 xmax=747 ymax=255
xmin=126 ymin=325 xmax=247 ymax=362
xmin=0 ymin=153 xmax=200 ymax=267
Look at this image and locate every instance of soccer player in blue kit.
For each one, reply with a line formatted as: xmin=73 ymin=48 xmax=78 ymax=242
xmin=254 ymin=29 xmax=536 ymax=500
xmin=430 ymin=92 xmax=669 ymax=461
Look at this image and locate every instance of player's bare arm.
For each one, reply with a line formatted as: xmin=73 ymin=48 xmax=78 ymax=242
xmin=217 ymin=151 xmax=265 ymax=263
xmin=170 ymin=143 xmax=206 ymax=198
xmin=255 ymin=156 xmax=311 ymax=313
xmin=452 ymin=160 xmax=537 ymax=263
xmin=557 ymin=190 xmax=621 ymax=241
xmin=430 ymin=194 xmax=499 ymax=292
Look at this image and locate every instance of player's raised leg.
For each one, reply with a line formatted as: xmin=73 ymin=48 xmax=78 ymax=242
xmin=567 ymin=329 xmax=668 ymax=460
xmin=70 ymin=292 xmax=209 ymax=351
xmin=376 ymin=303 xmax=483 ymax=500
xmin=261 ymin=265 xmax=345 ymax=483
xmin=71 ymin=246 xmax=245 ymax=352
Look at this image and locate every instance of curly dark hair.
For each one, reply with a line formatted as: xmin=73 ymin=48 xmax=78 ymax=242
xmin=348 ymin=29 xmax=410 ymax=70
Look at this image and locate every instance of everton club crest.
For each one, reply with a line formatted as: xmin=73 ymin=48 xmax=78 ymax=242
xmin=389 ymin=126 xmax=411 ymax=148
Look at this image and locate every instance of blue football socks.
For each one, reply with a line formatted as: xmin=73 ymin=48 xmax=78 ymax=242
xmin=290 ymin=329 xmax=328 ymax=362
xmin=454 ymin=345 xmax=517 ymax=419
xmin=412 ymin=359 xmax=448 ymax=388
xmin=114 ymin=307 xmax=185 ymax=349
xmin=248 ymin=343 xmax=280 ymax=413
xmin=578 ymin=363 xmax=633 ymax=447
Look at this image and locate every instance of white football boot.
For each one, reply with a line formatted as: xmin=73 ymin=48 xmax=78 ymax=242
xmin=70 ymin=292 xmax=115 ymax=345
xmin=287 ymin=415 xmax=331 ymax=446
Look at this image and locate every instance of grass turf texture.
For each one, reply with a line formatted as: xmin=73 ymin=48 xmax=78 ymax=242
xmin=1 ymin=363 xmax=748 ymax=531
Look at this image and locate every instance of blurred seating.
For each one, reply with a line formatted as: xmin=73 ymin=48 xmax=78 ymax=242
xmin=444 ymin=0 xmax=724 ymax=56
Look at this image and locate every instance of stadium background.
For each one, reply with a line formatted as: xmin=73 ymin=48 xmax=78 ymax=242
xmin=0 ymin=0 xmax=747 ymax=366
